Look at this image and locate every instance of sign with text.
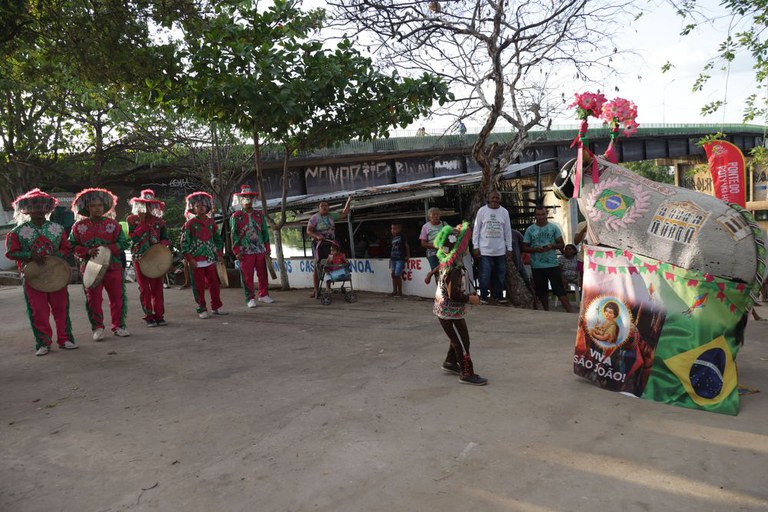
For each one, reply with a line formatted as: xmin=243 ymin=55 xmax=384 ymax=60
xmin=395 ymin=158 xmax=434 ymax=182
xmin=703 ymin=140 xmax=746 ymax=207
xmin=304 ymin=162 xmax=393 ymax=194
xmin=434 ymin=157 xmax=465 ymax=177
xmin=265 ymin=256 xmax=474 ymax=299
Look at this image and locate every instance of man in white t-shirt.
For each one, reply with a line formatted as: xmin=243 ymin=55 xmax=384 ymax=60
xmin=472 ymin=191 xmax=513 ymax=304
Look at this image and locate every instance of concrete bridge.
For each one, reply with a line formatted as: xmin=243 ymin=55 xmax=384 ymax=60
xmin=238 ymin=123 xmax=766 ymax=200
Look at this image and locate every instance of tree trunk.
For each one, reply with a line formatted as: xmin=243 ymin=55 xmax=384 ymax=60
xmin=505 ymin=255 xmax=535 ymax=308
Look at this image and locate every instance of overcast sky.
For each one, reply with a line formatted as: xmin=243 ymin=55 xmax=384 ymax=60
xmin=599 ymin=0 xmax=762 ymax=127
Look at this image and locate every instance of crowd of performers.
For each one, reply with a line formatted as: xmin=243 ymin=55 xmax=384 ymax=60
xmin=6 ymin=186 xmax=487 ymax=386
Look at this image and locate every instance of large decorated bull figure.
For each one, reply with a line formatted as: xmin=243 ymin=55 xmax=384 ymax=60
xmin=553 ymin=155 xmax=766 ymax=415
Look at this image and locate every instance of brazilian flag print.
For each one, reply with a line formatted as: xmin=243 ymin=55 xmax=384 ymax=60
xmin=594 ymin=189 xmax=635 ymax=218
xmin=577 ymin=246 xmax=749 ymax=415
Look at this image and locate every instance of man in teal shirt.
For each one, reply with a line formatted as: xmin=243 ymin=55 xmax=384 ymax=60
xmin=522 ymin=206 xmax=573 ymax=312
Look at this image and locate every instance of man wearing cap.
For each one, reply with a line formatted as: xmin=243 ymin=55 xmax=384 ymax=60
xmin=126 ymin=189 xmax=170 ymax=327
xmin=70 ymin=187 xmax=131 ymax=340
xmin=230 ymin=184 xmax=274 ymax=308
xmin=6 ymin=189 xmax=78 ymax=356
xmin=182 ymin=191 xmax=227 ymax=319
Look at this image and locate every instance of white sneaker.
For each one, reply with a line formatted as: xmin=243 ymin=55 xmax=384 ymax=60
xmin=199 ymin=311 xmax=210 ymax=319
xmin=61 ymin=341 xmax=78 ymax=350
xmin=258 ymin=296 xmax=275 ymax=304
xmin=93 ymin=328 xmax=105 ymax=341
xmin=114 ymin=327 xmax=130 ymax=337
xmin=35 ymin=345 xmax=49 ymax=356
xmin=213 ymin=309 xmax=228 ymax=316
xmin=247 ymin=299 xmax=257 ymax=308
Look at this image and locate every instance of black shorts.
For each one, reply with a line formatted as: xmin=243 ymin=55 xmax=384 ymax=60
xmin=532 ymin=266 xmax=566 ymax=297
xmin=313 ymin=240 xmax=333 ymax=262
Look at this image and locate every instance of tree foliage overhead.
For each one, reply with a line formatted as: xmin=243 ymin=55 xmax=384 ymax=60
xmin=665 ymin=0 xmax=768 ymax=121
xmin=150 ymin=0 xmax=450 ymax=288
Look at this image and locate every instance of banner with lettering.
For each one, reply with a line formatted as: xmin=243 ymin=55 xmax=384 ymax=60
xmin=703 ymin=140 xmax=746 ymax=207
xmin=574 ymin=245 xmax=749 ymax=415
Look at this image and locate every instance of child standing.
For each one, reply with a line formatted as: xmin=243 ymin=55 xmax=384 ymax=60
xmin=126 ymin=189 xmax=170 ymax=327
xmin=389 ymin=222 xmax=410 ymax=297
xmin=419 ymin=207 xmax=446 ymax=271
xmin=426 ymin=222 xmax=487 ymax=386
xmin=181 ymin=192 xmax=227 ymax=319
xmin=70 ymin=187 xmax=130 ymax=340
xmin=5 ymin=189 xmax=78 ymax=355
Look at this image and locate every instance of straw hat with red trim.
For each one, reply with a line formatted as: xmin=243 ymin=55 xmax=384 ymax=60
xmin=130 ymin=189 xmax=165 ymax=216
xmin=12 ymin=188 xmax=58 ymax=216
xmin=232 ymin=184 xmax=259 ymax=207
xmin=185 ymin=191 xmax=214 ymax=214
xmin=72 ymin=187 xmax=117 ymax=216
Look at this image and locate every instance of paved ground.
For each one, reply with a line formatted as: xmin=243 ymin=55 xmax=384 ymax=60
xmin=1 ymin=283 xmax=767 ymax=512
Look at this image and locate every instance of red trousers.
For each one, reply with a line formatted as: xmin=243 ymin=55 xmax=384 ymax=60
xmin=238 ymin=253 xmax=268 ymax=302
xmin=23 ymin=282 xmax=74 ymax=350
xmin=190 ymin=263 xmax=222 ymax=312
xmin=134 ymin=260 xmax=165 ymax=322
xmin=84 ymin=266 xmax=126 ymax=331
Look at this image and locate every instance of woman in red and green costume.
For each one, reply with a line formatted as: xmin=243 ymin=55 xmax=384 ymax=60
xmin=5 ymin=189 xmax=78 ymax=356
xmin=69 ymin=187 xmax=130 ymax=341
xmin=229 ymin=184 xmax=273 ymax=308
xmin=126 ymin=189 xmax=170 ymax=327
xmin=182 ymin=191 xmax=226 ymax=319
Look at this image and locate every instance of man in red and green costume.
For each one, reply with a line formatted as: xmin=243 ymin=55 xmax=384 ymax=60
xmin=5 ymin=189 xmax=78 ymax=356
xmin=230 ymin=184 xmax=274 ymax=308
xmin=69 ymin=187 xmax=130 ymax=341
xmin=126 ymin=189 xmax=170 ymax=327
xmin=182 ymin=191 xmax=226 ymax=319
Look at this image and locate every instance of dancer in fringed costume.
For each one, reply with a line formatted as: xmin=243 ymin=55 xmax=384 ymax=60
xmin=126 ymin=189 xmax=170 ymax=327
xmin=181 ymin=191 xmax=226 ymax=319
xmin=229 ymin=184 xmax=274 ymax=308
xmin=425 ymin=222 xmax=487 ymax=385
xmin=69 ymin=188 xmax=130 ymax=340
xmin=5 ymin=189 xmax=78 ymax=355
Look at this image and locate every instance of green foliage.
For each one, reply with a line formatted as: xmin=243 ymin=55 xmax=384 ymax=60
xmin=671 ymin=0 xmax=768 ymax=120
xmin=623 ymin=161 xmax=674 ymax=184
xmin=151 ymin=0 xmax=451 ymax=151
xmin=697 ymin=132 xmax=726 ymax=146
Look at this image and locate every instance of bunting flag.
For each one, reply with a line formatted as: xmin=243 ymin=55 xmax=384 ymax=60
xmin=574 ymin=245 xmax=749 ymax=415
xmin=703 ymin=140 xmax=746 ymax=207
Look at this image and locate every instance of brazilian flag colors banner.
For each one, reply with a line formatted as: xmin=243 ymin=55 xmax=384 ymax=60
xmin=574 ymin=245 xmax=749 ymax=415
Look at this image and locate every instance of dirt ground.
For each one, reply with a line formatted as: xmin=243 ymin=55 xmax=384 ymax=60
xmin=1 ymin=283 xmax=767 ymax=512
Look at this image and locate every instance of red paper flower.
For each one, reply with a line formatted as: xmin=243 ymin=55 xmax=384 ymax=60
xmin=568 ymin=91 xmax=608 ymax=119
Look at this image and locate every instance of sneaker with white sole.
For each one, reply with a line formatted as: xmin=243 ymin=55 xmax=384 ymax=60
xmin=199 ymin=311 xmax=210 ymax=319
xmin=213 ymin=309 xmax=228 ymax=315
xmin=156 ymin=319 xmax=167 ymax=326
xmin=35 ymin=345 xmax=50 ymax=356
xmin=258 ymin=296 xmax=275 ymax=304
xmin=247 ymin=299 xmax=257 ymax=308
xmin=60 ymin=341 xmax=78 ymax=350
xmin=114 ymin=327 xmax=130 ymax=337
xmin=93 ymin=328 xmax=105 ymax=341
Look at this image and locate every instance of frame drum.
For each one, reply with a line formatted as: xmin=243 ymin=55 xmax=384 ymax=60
xmin=216 ymin=260 xmax=229 ymax=287
xmin=83 ymin=246 xmax=112 ymax=288
xmin=24 ymin=256 xmax=70 ymax=292
xmin=139 ymin=244 xmax=173 ymax=278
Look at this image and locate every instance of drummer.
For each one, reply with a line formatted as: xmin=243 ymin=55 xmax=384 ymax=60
xmin=126 ymin=189 xmax=170 ymax=327
xmin=181 ymin=191 xmax=227 ymax=319
xmin=5 ymin=189 xmax=79 ymax=356
xmin=69 ymin=187 xmax=131 ymax=341
xmin=230 ymin=184 xmax=274 ymax=308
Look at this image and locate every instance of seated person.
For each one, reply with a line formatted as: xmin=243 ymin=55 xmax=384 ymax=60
xmin=324 ymin=242 xmax=349 ymax=289
xmin=558 ymin=243 xmax=582 ymax=290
